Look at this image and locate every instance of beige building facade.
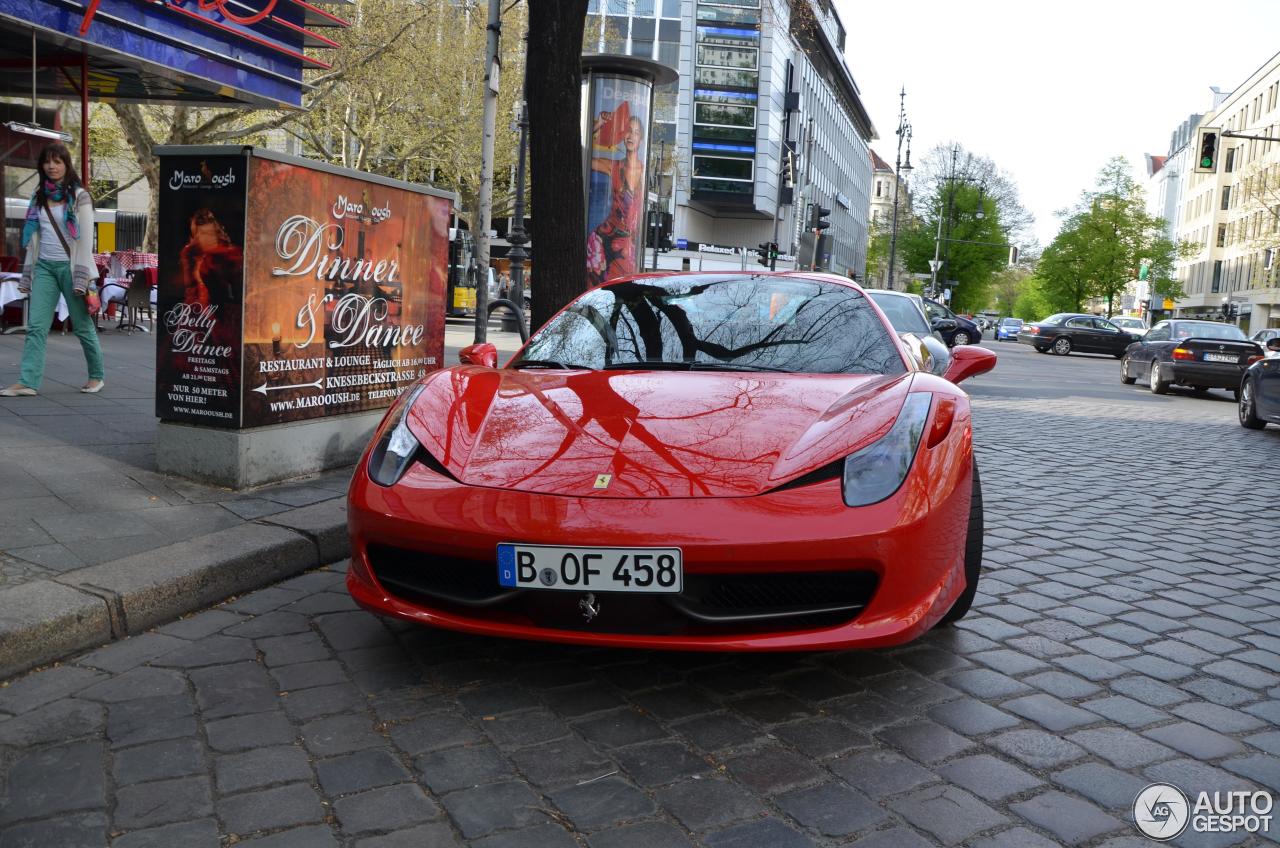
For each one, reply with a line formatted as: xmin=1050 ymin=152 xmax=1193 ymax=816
xmin=1174 ymin=52 xmax=1280 ymax=333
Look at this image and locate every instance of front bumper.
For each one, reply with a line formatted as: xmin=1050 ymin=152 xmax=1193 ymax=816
xmin=346 ymin=430 xmax=974 ymax=652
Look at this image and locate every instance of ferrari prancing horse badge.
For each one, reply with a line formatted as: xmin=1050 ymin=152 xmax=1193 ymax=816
xmin=593 ymin=474 xmax=612 ymax=489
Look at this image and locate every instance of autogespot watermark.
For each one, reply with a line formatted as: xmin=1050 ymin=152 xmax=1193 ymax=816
xmin=1134 ymin=783 xmax=1273 ymax=841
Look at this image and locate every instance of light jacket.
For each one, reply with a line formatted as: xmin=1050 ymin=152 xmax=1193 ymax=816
xmin=19 ymin=187 xmax=97 ymax=294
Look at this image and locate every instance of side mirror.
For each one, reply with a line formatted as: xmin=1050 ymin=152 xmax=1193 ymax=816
xmin=932 ymin=318 xmax=958 ymax=332
xmin=920 ymin=335 xmax=952 ymax=377
xmin=459 ymin=342 xmax=498 ymax=368
xmin=943 ymin=345 xmax=997 ymax=384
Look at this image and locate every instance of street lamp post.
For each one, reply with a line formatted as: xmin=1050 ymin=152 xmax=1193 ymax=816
xmin=505 ymin=51 xmax=530 ymax=339
xmin=887 ymin=87 xmax=912 ymax=290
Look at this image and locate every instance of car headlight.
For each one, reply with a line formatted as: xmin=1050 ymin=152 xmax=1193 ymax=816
xmin=367 ymin=385 xmax=426 ymax=487
xmin=842 ymin=393 xmax=931 ymax=507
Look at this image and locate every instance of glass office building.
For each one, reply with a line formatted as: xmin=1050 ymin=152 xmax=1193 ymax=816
xmin=585 ymin=0 xmax=874 ymax=277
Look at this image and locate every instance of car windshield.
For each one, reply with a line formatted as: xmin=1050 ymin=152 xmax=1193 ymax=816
xmin=1112 ymin=318 xmax=1144 ymax=328
xmin=868 ymin=292 xmax=932 ymax=336
xmin=1172 ymin=322 xmax=1248 ymax=341
xmin=513 ymin=275 xmax=906 ymax=375
xmin=1001 ymin=319 xmax=1023 ymax=327
xmin=1040 ymin=313 xmax=1073 ymax=324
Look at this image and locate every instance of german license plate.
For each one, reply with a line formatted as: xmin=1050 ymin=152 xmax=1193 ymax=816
xmin=1204 ymin=352 xmax=1237 ymax=363
xmin=497 ymin=544 xmax=682 ymax=593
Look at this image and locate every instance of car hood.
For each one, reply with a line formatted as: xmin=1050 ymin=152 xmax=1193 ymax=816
xmin=404 ymin=366 xmax=913 ymax=498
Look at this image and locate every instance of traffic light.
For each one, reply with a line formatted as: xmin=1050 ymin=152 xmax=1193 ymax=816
xmin=1007 ymin=245 xmax=1019 ymax=266
xmin=782 ymin=151 xmax=795 ymax=188
xmin=757 ymin=242 xmax=771 ymax=267
xmin=1195 ymin=126 xmax=1220 ymax=174
xmin=809 ymin=204 xmax=831 ymax=231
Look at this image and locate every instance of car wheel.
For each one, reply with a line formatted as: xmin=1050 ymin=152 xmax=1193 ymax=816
xmin=938 ymin=461 xmax=982 ymax=626
xmin=1052 ymin=337 xmax=1072 ymax=356
xmin=952 ymin=330 xmax=972 ymax=346
xmin=1149 ymin=360 xmax=1170 ymax=394
xmin=1120 ymin=357 xmax=1136 ymax=384
xmin=1240 ymin=381 xmax=1266 ymax=429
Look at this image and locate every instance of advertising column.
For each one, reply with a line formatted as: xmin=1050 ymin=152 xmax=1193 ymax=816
xmin=582 ymin=55 xmax=677 ymax=287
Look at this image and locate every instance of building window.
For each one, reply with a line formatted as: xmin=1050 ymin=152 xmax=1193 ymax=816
xmin=1211 ymin=259 xmax=1223 ymax=293
xmin=1225 ymin=147 xmax=1236 ymax=173
xmin=695 ymin=5 xmax=759 ymax=23
xmin=693 ymin=155 xmax=754 ymax=181
xmin=694 ymin=101 xmax=755 ymax=127
xmin=661 ymin=0 xmax=680 ymax=15
xmin=695 ymin=25 xmax=760 ymax=47
xmin=694 ymin=67 xmax=758 ymax=89
xmin=696 ymin=44 xmax=758 ymax=70
xmin=1221 ymin=185 xmax=1231 ymax=210
xmin=1217 ymin=224 xmax=1226 ymax=247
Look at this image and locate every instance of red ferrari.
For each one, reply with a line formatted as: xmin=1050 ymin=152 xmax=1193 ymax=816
xmin=347 ymin=272 xmax=995 ymax=651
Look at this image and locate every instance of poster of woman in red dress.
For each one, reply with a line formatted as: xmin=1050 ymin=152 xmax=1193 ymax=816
xmin=586 ymin=79 xmax=651 ymax=288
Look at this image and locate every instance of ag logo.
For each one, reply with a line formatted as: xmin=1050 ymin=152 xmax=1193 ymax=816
xmin=1134 ymin=783 xmax=1190 ymax=840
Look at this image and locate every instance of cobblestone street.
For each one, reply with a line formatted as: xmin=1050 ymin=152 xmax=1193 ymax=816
xmin=2 ymin=341 xmax=1279 ymax=847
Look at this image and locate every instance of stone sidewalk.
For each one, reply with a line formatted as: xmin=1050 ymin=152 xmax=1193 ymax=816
xmin=0 ymin=319 xmax=523 ymax=678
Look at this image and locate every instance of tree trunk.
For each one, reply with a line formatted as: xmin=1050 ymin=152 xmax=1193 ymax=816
xmin=110 ymin=103 xmax=161 ymax=251
xmin=526 ymin=0 xmax=590 ymax=332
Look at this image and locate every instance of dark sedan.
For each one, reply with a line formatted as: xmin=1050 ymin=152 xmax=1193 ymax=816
xmin=1017 ymin=313 xmax=1137 ymax=357
xmin=1239 ymin=337 xmax=1280 ymax=429
xmin=922 ymin=298 xmax=981 ymax=347
xmin=1120 ymin=319 xmax=1262 ymax=398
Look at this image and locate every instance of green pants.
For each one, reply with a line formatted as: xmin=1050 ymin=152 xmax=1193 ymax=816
xmin=19 ymin=259 xmax=105 ymax=390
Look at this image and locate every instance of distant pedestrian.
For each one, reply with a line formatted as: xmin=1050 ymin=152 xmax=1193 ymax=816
xmin=1 ymin=142 xmax=104 ymax=397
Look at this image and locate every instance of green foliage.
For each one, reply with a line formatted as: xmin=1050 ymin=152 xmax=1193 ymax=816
xmin=901 ymin=176 xmax=1011 ymax=313
xmin=1038 ymin=156 xmax=1184 ymax=313
xmin=1012 ymin=275 xmax=1066 ymax=322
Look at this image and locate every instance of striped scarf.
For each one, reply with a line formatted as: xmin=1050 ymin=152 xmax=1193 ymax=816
xmin=21 ymin=178 xmax=79 ymax=248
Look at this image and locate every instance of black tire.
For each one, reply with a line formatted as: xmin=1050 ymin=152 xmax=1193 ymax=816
xmin=1149 ymin=360 xmax=1170 ymax=394
xmin=952 ymin=330 xmax=972 ymax=346
xmin=1120 ymin=357 xmax=1136 ymax=384
xmin=1051 ymin=336 xmax=1072 ymax=356
xmin=1240 ymin=380 xmax=1266 ymax=429
xmin=938 ymin=462 xmax=983 ymax=626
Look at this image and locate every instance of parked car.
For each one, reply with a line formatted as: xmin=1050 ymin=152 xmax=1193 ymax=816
xmin=346 ymin=271 xmax=997 ymax=651
xmin=1239 ymin=337 xmax=1280 ymax=429
xmin=922 ymin=298 xmax=981 ymax=347
xmin=864 ymin=289 xmax=937 ymax=340
xmin=1120 ymin=319 xmax=1263 ymax=397
xmin=1109 ymin=316 xmax=1148 ymax=337
xmin=995 ymin=318 xmax=1024 ymax=341
xmin=1017 ymin=313 xmax=1138 ymax=357
xmin=1250 ymin=327 xmax=1280 ymax=349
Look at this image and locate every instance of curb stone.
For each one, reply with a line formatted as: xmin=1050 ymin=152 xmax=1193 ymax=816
xmin=0 ymin=499 xmax=350 ymax=680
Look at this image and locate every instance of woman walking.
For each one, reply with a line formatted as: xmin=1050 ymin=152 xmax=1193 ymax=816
xmin=1 ymin=142 xmax=104 ymax=397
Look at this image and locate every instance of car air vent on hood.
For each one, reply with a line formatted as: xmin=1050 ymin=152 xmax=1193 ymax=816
xmin=767 ymin=459 xmax=844 ymax=494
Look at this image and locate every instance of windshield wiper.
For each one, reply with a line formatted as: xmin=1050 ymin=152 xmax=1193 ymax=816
xmin=512 ymin=359 xmax=594 ymax=370
xmin=602 ymin=361 xmax=792 ymax=373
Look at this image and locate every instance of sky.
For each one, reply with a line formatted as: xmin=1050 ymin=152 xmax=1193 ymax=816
xmin=833 ymin=0 xmax=1280 ymax=248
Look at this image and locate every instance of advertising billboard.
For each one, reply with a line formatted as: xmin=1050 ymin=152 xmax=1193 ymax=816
xmin=157 ymin=147 xmax=451 ymax=429
xmin=585 ymin=75 xmax=653 ymax=288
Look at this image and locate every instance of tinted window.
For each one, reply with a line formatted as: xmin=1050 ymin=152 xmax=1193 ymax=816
xmin=1146 ymin=323 xmax=1170 ymax=341
xmin=1171 ymin=322 xmax=1248 ymax=341
xmin=1041 ymin=313 xmax=1073 ymax=324
xmin=1094 ymin=319 xmax=1120 ymax=331
xmin=868 ymin=292 xmax=932 ymax=336
xmin=515 ymin=276 xmax=906 ymax=376
xmin=1000 ymin=319 xmax=1023 ymax=327
xmin=1065 ymin=317 xmax=1093 ymax=328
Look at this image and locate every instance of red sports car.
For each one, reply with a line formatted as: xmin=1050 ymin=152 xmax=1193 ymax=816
xmin=347 ymin=272 xmax=995 ymax=651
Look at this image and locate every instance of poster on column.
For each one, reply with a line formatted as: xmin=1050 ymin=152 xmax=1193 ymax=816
xmin=155 ymin=154 xmax=247 ymax=427
xmin=586 ymin=76 xmax=652 ymax=287
xmin=239 ymin=157 xmax=449 ymax=428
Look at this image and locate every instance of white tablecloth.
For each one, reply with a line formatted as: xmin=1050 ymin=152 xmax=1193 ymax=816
xmin=0 ymin=276 xmax=69 ymax=322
